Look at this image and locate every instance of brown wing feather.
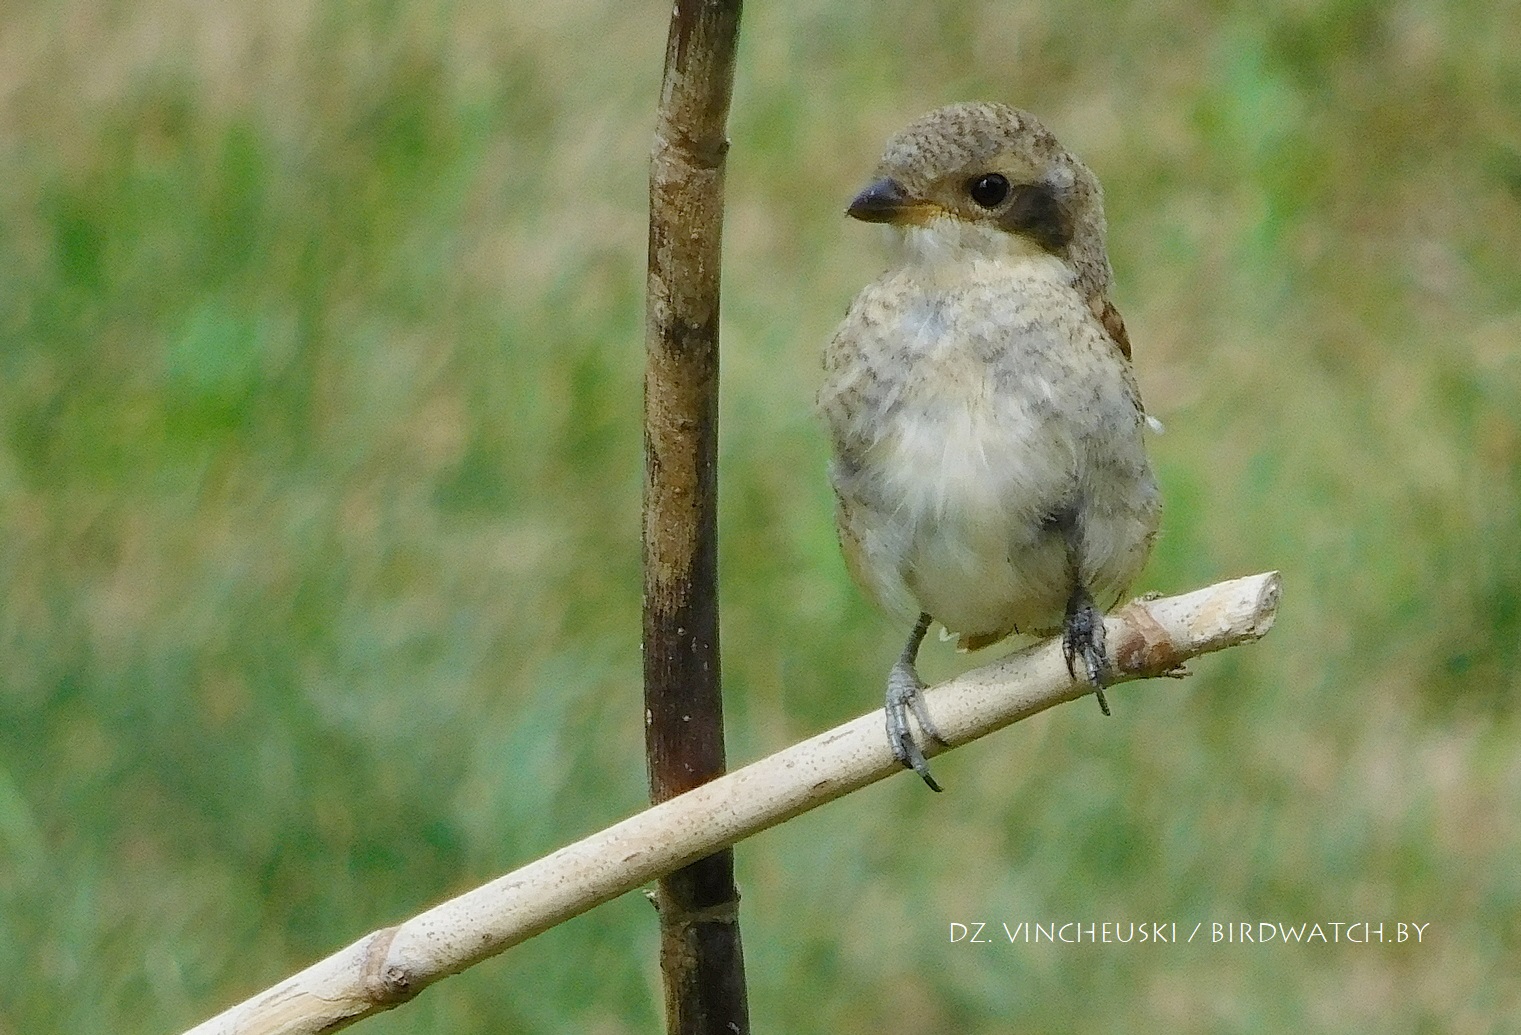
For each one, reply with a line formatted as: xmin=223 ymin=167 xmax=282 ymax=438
xmin=1088 ymin=294 xmax=1132 ymax=360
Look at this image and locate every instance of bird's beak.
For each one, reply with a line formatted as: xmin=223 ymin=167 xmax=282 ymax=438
xmin=846 ymin=177 xmax=934 ymax=225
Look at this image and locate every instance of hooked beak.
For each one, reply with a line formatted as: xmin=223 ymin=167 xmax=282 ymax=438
xmin=846 ymin=177 xmax=935 ymax=225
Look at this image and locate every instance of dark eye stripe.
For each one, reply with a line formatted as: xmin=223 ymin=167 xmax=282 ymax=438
xmin=996 ymin=182 xmax=1071 ymax=252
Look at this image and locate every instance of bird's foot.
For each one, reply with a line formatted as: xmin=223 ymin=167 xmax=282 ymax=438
xmin=887 ymin=659 xmax=945 ymax=792
xmin=1062 ymin=587 xmax=1111 ymax=715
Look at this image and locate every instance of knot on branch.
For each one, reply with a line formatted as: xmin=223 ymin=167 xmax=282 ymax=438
xmin=360 ymin=927 xmax=414 ymax=1005
xmin=1112 ymin=601 xmax=1189 ymax=677
xmin=673 ymin=899 xmax=741 ymax=928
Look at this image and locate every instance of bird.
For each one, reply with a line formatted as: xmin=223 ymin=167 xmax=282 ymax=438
xmin=818 ymin=101 xmax=1161 ymax=791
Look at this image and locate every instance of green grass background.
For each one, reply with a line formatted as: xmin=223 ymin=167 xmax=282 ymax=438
xmin=3 ymin=0 xmax=1519 ymax=1030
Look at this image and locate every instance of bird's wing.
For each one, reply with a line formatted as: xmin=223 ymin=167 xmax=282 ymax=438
xmin=1087 ymin=290 xmax=1162 ymax=430
xmin=1087 ymin=292 xmax=1132 ymax=361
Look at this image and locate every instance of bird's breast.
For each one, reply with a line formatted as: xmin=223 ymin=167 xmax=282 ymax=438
xmin=821 ymin=253 xmax=1156 ymax=639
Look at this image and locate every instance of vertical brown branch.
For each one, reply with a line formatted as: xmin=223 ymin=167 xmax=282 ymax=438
xmin=643 ymin=1 xmax=747 ymax=1034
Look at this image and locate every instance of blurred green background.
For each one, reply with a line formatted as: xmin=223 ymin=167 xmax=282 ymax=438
xmin=3 ymin=0 xmax=1519 ymax=1031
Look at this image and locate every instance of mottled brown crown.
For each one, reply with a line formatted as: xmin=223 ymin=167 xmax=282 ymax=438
xmin=876 ymin=102 xmax=1065 ymax=181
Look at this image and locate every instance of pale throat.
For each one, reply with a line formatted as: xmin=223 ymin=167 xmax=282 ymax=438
xmin=892 ymin=215 xmax=1070 ymax=286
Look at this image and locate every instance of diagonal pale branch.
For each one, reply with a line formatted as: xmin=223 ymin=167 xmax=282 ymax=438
xmin=179 ymin=571 xmax=1280 ymax=1035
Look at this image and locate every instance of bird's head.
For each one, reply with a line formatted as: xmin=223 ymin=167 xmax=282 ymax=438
xmin=848 ymin=102 xmax=1112 ymax=293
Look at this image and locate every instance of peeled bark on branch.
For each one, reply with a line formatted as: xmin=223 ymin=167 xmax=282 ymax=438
xmin=178 ymin=572 xmax=1280 ymax=1035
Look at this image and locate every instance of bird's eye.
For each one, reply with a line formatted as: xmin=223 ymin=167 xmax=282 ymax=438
xmin=968 ymin=173 xmax=1010 ymax=208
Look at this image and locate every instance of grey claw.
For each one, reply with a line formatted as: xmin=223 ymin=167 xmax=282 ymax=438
xmin=1063 ymin=588 xmax=1112 ymax=716
xmin=887 ymin=659 xmax=944 ymax=792
xmin=885 ymin=613 xmax=944 ymax=790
